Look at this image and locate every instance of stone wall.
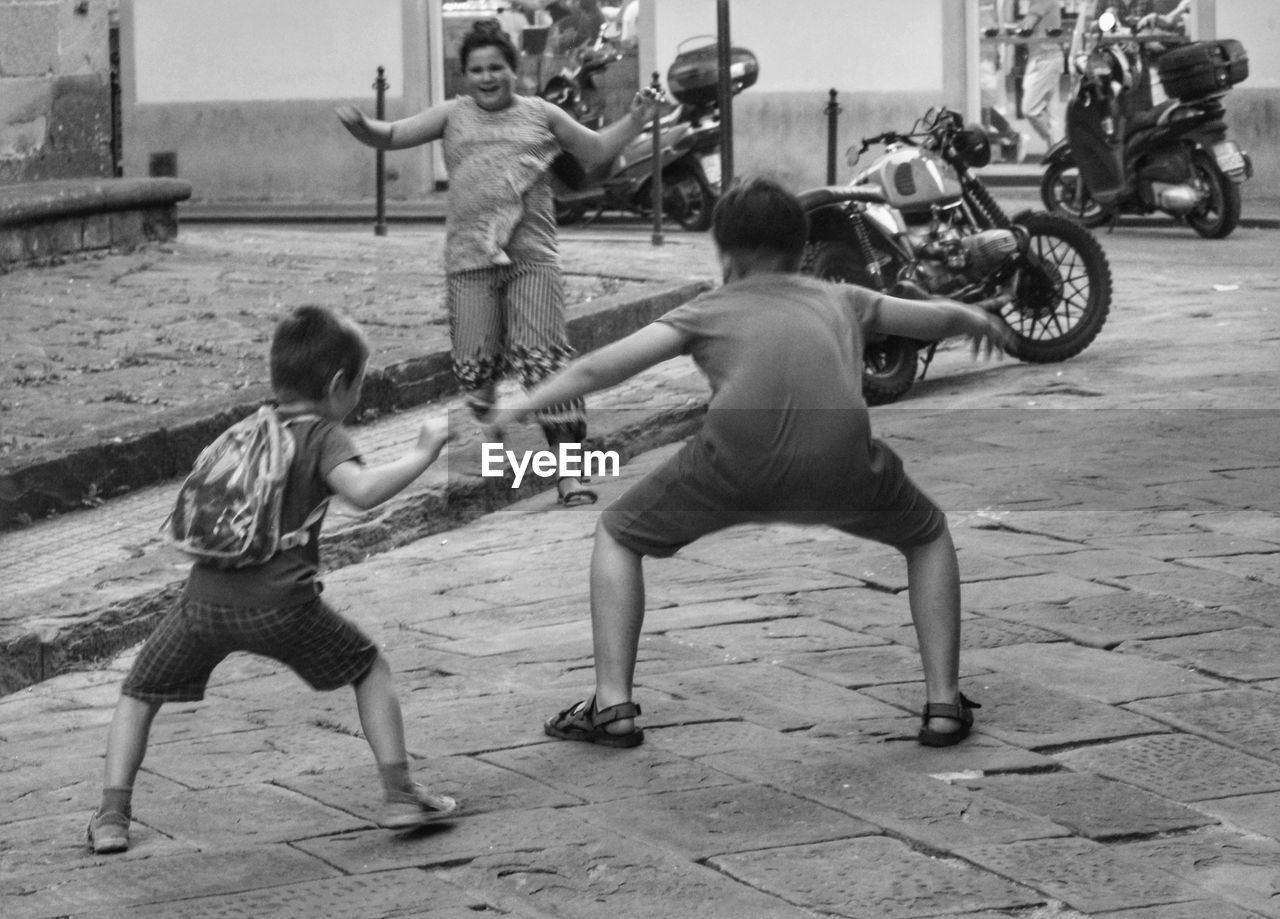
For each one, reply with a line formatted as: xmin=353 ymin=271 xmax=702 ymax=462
xmin=0 ymin=0 xmax=113 ymax=185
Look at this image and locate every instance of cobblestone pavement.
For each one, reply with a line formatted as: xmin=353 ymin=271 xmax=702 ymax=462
xmin=2 ymin=208 xmax=1280 ymax=917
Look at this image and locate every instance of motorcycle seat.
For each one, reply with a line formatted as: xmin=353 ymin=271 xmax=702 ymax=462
xmin=797 ymin=186 xmax=888 ymax=210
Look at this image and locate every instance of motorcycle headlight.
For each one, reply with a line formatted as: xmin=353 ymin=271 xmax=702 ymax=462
xmin=953 ymin=124 xmax=992 ymax=169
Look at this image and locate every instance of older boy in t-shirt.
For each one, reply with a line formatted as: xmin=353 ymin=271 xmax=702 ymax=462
xmin=489 ymin=178 xmax=1009 ymax=750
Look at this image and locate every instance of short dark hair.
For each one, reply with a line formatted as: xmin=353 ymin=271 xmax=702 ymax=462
xmin=270 ymin=305 xmax=369 ymax=401
xmin=711 ymin=177 xmax=808 ymax=270
xmin=460 ymin=19 xmax=519 ymax=72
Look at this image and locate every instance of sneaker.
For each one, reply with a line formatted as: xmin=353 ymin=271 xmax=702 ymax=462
xmin=87 ymin=810 xmax=130 ymax=854
xmin=379 ymin=784 xmax=459 ymax=830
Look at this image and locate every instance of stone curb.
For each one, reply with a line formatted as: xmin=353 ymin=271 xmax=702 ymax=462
xmin=0 ymin=280 xmax=710 ymax=530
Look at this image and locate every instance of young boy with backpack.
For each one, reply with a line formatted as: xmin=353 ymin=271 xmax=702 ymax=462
xmin=486 ymin=178 xmax=1010 ymax=750
xmin=88 ymin=305 xmax=459 ymax=854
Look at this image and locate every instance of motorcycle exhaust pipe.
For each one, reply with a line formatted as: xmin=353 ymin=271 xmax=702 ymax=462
xmin=1150 ymin=182 xmax=1201 ymax=215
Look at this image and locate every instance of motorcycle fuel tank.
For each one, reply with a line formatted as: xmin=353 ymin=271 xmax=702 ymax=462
xmin=855 ymin=147 xmax=963 ymax=214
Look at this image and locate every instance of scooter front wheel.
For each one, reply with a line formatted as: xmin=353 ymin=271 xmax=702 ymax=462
xmin=1040 ymin=158 xmax=1110 ymax=228
xmin=662 ymin=164 xmax=714 ymax=232
xmin=1187 ymin=152 xmax=1242 ymax=239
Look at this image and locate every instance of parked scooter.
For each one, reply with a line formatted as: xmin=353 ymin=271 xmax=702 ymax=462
xmin=1040 ymin=10 xmax=1252 ymax=238
xmin=802 ymin=107 xmax=1112 ymax=405
xmin=542 ymin=31 xmax=756 ymax=231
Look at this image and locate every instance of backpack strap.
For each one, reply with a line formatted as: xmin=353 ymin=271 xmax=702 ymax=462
xmin=278 ymin=499 xmax=330 ymax=551
xmin=275 ymin=411 xmax=330 ymax=552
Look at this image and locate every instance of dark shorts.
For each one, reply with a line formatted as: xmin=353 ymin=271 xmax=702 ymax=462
xmin=602 ymin=437 xmax=946 ymax=558
xmin=121 ymin=595 xmax=379 ymax=703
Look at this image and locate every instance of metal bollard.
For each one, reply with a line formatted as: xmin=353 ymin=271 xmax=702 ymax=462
xmin=650 ymin=72 xmax=664 ymax=247
xmin=374 ymin=67 xmax=389 ymax=237
xmin=825 ymin=89 xmax=842 ymax=186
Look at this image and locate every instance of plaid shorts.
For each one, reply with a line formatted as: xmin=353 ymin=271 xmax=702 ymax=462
xmin=121 ymin=594 xmax=379 ymax=703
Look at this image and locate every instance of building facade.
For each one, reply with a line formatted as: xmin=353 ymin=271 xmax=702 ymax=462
xmin=0 ymin=0 xmax=115 ymax=185
xmin=112 ymin=0 xmax=1279 ymax=205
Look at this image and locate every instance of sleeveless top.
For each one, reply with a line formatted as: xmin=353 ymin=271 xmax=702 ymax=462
xmin=443 ymin=95 xmax=561 ymax=272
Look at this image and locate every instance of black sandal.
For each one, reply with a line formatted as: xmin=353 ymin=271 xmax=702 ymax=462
xmin=544 ymin=696 xmax=644 ymax=747
xmin=917 ymin=693 xmax=980 ymax=747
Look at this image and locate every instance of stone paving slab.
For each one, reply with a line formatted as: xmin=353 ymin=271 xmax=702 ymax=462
xmin=0 ymin=847 xmax=337 ymax=919
xmin=1055 ymin=733 xmax=1280 ymax=802
xmin=1193 ymin=790 xmax=1280 ymax=839
xmin=867 ymin=673 xmax=1166 ymax=750
xmin=1094 ymin=902 xmax=1264 ymax=919
xmin=1114 ymin=568 xmax=1280 ymax=626
xmin=1180 ymin=551 xmax=1280 ymax=586
xmin=1125 ymin=686 xmax=1280 ymax=765
xmin=956 ymin=771 xmax=1217 ymax=840
xmin=112 ymin=869 xmax=492 ymax=919
xmin=441 ymin=837 xmax=825 ymax=919
xmin=480 ymin=734 xmax=739 ymax=805
xmin=573 ymin=783 xmax=879 ymax=860
xmin=700 ymin=744 xmax=1068 ymax=849
xmin=963 ymin=641 xmax=1225 ymax=704
xmin=981 ymin=591 xmax=1258 ymax=649
xmin=291 ymin=807 xmax=600 ymax=875
xmin=710 ymin=836 xmax=1042 ymax=919
xmin=955 ymin=837 xmax=1205 ymax=914
xmin=1122 ymin=626 xmax=1280 ymax=682
xmin=639 ymin=659 xmax=907 ymax=732
xmin=868 ymin=615 xmax=1066 ymax=651
xmin=1121 ymin=826 xmax=1280 ymax=918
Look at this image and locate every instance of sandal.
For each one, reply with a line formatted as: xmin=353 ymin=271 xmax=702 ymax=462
xmin=557 ymin=477 xmax=598 ymax=508
xmin=917 ymin=693 xmax=980 ymax=748
xmin=544 ymin=696 xmax=644 ymax=747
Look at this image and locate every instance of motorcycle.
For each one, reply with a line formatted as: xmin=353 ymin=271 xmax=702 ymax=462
xmin=1040 ymin=10 xmax=1252 ymax=238
xmin=801 ymin=107 xmax=1113 ymax=405
xmin=542 ymin=31 xmax=756 ymax=231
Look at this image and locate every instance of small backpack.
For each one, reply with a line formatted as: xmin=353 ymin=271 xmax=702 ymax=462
xmin=161 ymin=406 xmax=327 ymax=568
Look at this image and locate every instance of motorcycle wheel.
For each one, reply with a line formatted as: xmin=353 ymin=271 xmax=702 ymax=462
xmin=1002 ymin=212 xmax=1112 ymax=363
xmin=805 ymin=241 xmax=918 ymax=405
xmin=1186 ymin=152 xmax=1242 ymax=240
xmin=1040 ymin=159 xmax=1109 ymax=228
xmin=662 ymin=164 xmax=714 ymax=232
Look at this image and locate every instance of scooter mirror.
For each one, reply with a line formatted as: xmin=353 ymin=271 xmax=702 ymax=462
xmin=846 ymin=145 xmax=861 ymax=167
xmin=1098 ymin=10 xmax=1118 ymax=32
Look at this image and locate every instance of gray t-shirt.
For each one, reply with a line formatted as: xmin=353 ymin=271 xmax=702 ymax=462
xmin=658 ymin=273 xmax=887 ymax=497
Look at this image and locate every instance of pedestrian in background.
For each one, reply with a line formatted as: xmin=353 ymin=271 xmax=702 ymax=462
xmin=337 ymin=19 xmax=664 ymax=506
xmin=87 ymin=306 xmax=460 ymax=855
xmin=488 ymin=178 xmax=1011 ymax=749
xmin=1018 ymin=0 xmax=1065 ymax=149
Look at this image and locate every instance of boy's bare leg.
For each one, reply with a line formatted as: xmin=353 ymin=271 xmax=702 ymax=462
xmin=589 ymin=523 xmax=646 ymax=733
xmin=900 ymin=526 xmax=965 ymax=736
xmin=353 ymin=654 xmax=409 ymax=766
xmin=102 ymin=695 xmax=162 ymax=790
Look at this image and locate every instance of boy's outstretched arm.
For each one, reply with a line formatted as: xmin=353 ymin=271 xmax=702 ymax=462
xmin=488 ymin=323 xmax=687 ymax=430
xmin=867 ymin=293 xmax=1013 ymax=360
xmin=327 ymin=415 xmax=459 ymax=511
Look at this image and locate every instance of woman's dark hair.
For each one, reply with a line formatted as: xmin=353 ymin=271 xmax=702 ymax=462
xmin=270 ymin=305 xmax=369 ymax=400
xmin=459 ymin=19 xmax=518 ymax=72
xmin=711 ymin=177 xmax=809 ymax=270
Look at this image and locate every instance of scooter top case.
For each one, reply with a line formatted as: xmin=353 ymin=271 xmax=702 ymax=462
xmin=1158 ymin=39 xmax=1248 ymax=100
xmin=667 ymin=42 xmax=758 ymax=109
